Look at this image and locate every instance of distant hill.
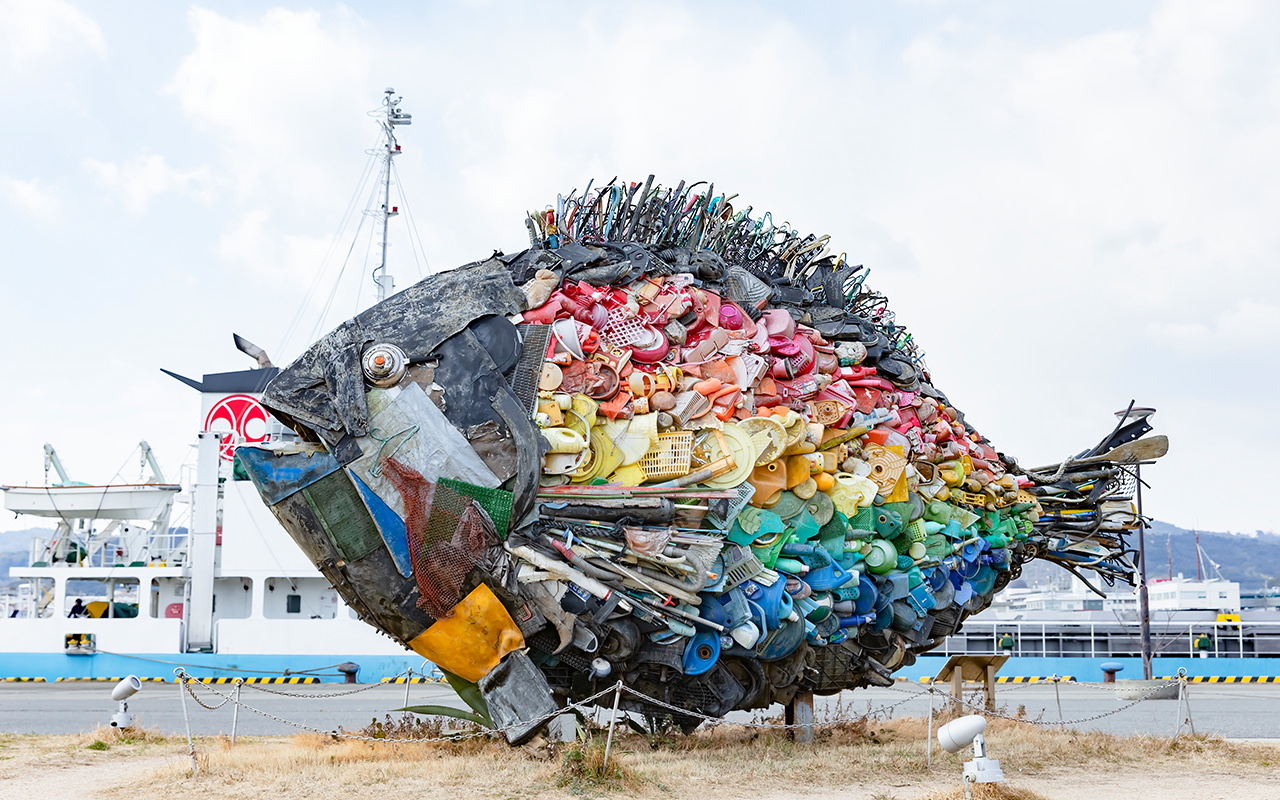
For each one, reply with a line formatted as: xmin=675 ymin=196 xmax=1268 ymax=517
xmin=1 ymin=527 xmax=51 ymax=590
xmin=1144 ymin=521 xmax=1280 ymax=592
xmin=0 ymin=527 xmax=51 ymax=553
xmin=1010 ymin=521 xmax=1280 ymax=593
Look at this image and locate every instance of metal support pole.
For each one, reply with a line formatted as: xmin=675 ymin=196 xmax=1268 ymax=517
xmin=951 ymin=667 xmax=964 ymax=716
xmin=926 ymin=684 xmax=935 ymax=768
xmin=404 ymin=668 xmax=413 ymax=709
xmin=1053 ymin=675 xmax=1063 ymax=726
xmin=230 ymin=680 xmax=242 ymax=745
xmin=984 ymin=664 xmax=997 ymax=712
xmin=1185 ymin=681 xmax=1195 ymax=737
xmin=1136 ymin=464 xmax=1154 ymax=680
xmin=176 ymin=673 xmax=198 ymax=776
xmin=786 ymin=691 xmax=815 ymax=743
xmin=602 ymin=680 xmax=623 ymax=770
xmin=1173 ymin=674 xmax=1196 ymax=740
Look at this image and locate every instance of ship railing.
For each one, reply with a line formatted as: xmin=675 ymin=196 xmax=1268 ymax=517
xmin=26 ymin=530 xmax=189 ymax=569
xmin=938 ymin=618 xmax=1280 ymax=659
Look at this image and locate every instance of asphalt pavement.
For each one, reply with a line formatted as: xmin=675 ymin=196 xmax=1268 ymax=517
xmin=1 ymin=680 xmax=1276 ymax=739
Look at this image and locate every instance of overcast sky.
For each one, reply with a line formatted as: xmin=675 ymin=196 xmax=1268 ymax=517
xmin=1 ymin=1 xmax=1277 ymax=538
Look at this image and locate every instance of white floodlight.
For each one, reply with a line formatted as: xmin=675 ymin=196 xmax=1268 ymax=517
xmin=109 ymin=675 xmax=142 ymax=728
xmin=937 ymin=714 xmax=1004 ymax=787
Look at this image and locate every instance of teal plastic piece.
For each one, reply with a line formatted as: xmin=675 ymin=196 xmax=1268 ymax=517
xmin=728 ymin=507 xmax=785 ymax=546
xmin=983 ymin=530 xmax=1009 ymax=548
xmin=774 ymin=557 xmax=805 ymax=575
xmin=791 ymin=509 xmax=820 ymax=542
xmin=874 ymin=507 xmax=903 ymax=538
xmin=750 ymin=528 xmax=792 ymax=568
xmin=924 ymin=499 xmax=951 ymax=525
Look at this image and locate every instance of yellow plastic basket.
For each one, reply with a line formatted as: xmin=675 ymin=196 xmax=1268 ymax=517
xmin=639 ymin=431 xmax=694 ymax=482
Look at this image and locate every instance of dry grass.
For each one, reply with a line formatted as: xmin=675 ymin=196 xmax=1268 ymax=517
xmin=1 ymin=715 xmax=1276 ymax=800
xmin=75 ymin=723 xmax=169 ymax=749
xmin=555 ymin=736 xmax=647 ymax=795
xmin=917 ymin=787 xmax=1052 ymax=800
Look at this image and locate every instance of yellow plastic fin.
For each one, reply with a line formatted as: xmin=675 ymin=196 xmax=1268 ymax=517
xmin=407 ymin=584 xmax=525 ymax=683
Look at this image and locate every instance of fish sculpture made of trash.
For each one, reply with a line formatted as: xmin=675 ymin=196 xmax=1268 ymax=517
xmin=239 ymin=176 xmax=1167 ymax=743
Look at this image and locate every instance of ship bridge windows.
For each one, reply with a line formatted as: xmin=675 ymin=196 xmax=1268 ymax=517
xmin=264 ymin=577 xmax=339 ymax=620
xmin=65 ymin=578 xmax=139 ymax=619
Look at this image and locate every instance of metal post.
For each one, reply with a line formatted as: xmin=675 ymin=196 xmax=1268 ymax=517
xmin=786 ymin=691 xmax=815 ymax=743
xmin=176 ymin=673 xmax=198 ymax=776
xmin=1053 ymin=675 xmax=1063 ymax=726
xmin=404 ymin=668 xmax=413 ymax=709
xmin=602 ymin=680 xmax=623 ymax=770
xmin=230 ymin=680 xmax=242 ymax=745
xmin=926 ymin=684 xmax=934 ymax=768
xmin=1135 ymin=464 xmax=1154 ymax=680
xmin=951 ymin=667 xmax=964 ymax=716
xmin=1184 ymin=680 xmax=1195 ymax=737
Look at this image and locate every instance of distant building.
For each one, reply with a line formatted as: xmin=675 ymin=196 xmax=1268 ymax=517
xmin=1148 ymin=575 xmax=1240 ymax=613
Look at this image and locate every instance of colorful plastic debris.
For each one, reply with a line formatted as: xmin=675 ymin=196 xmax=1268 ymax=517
xmin=239 ymin=176 xmax=1165 ymax=742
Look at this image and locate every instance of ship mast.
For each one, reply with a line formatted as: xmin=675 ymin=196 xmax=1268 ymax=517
xmin=374 ymin=88 xmax=412 ymax=303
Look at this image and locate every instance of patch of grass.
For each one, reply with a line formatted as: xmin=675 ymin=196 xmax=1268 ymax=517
xmin=86 ymin=740 xmax=109 ymax=751
xmin=917 ymin=785 xmax=1053 ymax=800
xmin=74 ymin=724 xmax=167 ymax=747
xmin=556 ymin=736 xmax=646 ymax=796
xmin=346 ymin=712 xmax=488 ymax=742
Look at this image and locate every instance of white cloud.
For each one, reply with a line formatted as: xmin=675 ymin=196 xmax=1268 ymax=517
xmin=218 ymin=208 xmax=331 ymax=290
xmin=0 ymin=0 xmax=105 ymax=68
xmin=164 ymin=7 xmax=376 ymax=211
xmin=82 ymin=154 xmax=213 ymax=214
xmin=0 ymin=174 xmax=60 ymax=220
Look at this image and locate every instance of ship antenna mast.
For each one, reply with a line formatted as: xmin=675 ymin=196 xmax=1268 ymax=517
xmin=374 ymin=88 xmax=412 ymax=302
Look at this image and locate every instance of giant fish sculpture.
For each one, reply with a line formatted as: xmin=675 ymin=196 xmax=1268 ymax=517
xmin=238 ymin=177 xmax=1166 ymax=743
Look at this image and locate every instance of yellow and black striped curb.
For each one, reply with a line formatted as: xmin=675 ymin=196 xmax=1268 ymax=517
xmin=54 ymin=676 xmax=169 ymax=682
xmin=193 ymin=676 xmax=320 ymax=684
xmin=2 ymin=677 xmax=47 ymax=682
xmin=380 ymin=676 xmax=444 ymax=684
xmin=1162 ymin=675 xmax=1280 ymax=684
xmin=897 ymin=676 xmax=1075 ymax=684
xmin=895 ymin=675 xmax=1277 ymax=685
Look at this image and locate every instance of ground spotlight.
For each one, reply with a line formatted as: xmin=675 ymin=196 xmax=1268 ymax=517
xmin=109 ymin=675 xmax=142 ymax=728
xmin=937 ymin=714 xmax=1003 ymax=790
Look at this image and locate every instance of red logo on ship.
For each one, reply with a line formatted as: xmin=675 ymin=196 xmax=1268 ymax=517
xmin=204 ymin=394 xmax=270 ymax=461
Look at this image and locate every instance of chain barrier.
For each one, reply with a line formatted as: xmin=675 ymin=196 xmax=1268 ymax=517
xmin=885 ymin=670 xmax=1190 ymax=728
xmin=171 ymin=666 xmax=1195 ymax=745
xmin=173 ymin=669 xmax=618 ymax=745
